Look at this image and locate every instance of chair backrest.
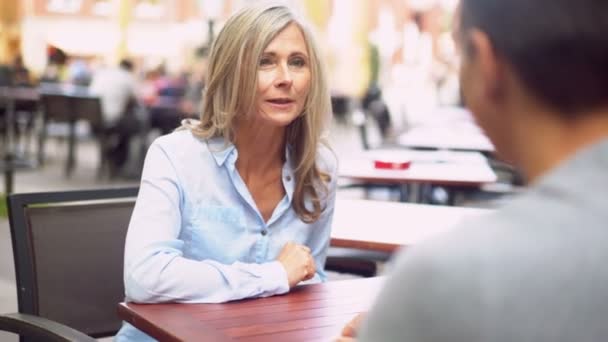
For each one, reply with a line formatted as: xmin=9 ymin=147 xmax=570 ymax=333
xmin=358 ymin=85 xmax=393 ymax=150
xmin=71 ymin=96 xmax=103 ymax=129
xmin=41 ymin=93 xmax=103 ymax=127
xmin=40 ymin=94 xmax=71 ymax=122
xmin=7 ymin=187 xmax=139 ymax=339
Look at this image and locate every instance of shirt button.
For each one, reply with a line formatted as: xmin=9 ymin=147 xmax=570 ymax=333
xmin=261 ymin=229 xmax=268 ymax=236
xmin=285 ymin=175 xmax=292 ymax=181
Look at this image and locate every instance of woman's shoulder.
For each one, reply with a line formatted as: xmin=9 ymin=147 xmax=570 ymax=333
xmin=148 ymin=129 xmax=217 ymax=166
xmin=152 ymin=129 xmax=207 ymax=151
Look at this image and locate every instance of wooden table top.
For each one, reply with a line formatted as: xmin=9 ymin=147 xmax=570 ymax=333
xmin=118 ymin=277 xmax=385 ymax=342
xmin=0 ymin=86 xmax=39 ymax=101
xmin=339 ymin=149 xmax=497 ymax=186
xmin=330 ymin=199 xmax=492 ymax=252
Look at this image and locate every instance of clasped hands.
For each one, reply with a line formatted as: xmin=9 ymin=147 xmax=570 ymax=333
xmin=277 ymin=242 xmax=365 ymax=341
xmin=277 ymin=241 xmax=316 ymax=288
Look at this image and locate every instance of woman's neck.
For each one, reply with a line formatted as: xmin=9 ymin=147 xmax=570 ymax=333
xmin=234 ymin=120 xmax=286 ymax=178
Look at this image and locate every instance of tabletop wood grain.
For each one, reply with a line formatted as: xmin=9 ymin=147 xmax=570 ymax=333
xmin=118 ymin=277 xmax=385 ymax=341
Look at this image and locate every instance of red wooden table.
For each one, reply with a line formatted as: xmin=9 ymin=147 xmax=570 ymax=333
xmin=117 ymin=277 xmax=384 ymax=341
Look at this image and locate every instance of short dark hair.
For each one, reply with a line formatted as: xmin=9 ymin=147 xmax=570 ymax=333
xmin=459 ymin=0 xmax=608 ymax=116
xmin=119 ymin=59 xmax=134 ymax=72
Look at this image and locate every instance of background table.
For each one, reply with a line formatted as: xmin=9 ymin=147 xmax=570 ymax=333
xmin=331 ymin=198 xmax=491 ymax=252
xmin=339 ymin=149 xmax=497 ymax=202
xmin=396 ymin=106 xmax=495 ymax=153
xmin=118 ymin=277 xmax=384 ymax=342
xmin=0 ymin=86 xmax=39 ymax=194
xmin=340 ymin=149 xmax=496 ymax=186
xmin=397 ymin=123 xmax=495 ymax=152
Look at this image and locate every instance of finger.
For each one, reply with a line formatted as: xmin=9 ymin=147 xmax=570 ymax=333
xmin=308 ymin=258 xmax=316 ymax=276
xmin=302 ymin=266 xmax=310 ymax=280
xmin=341 ymin=323 xmax=356 ymax=338
xmin=341 ymin=313 xmax=364 ymax=337
xmin=299 ymin=244 xmax=311 ymax=253
xmin=303 ymin=269 xmax=313 ymax=281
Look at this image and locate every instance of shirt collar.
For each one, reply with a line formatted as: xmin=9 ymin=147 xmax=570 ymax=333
xmin=207 ymin=136 xmax=236 ymax=167
xmin=207 ymin=136 xmax=296 ymax=202
xmin=207 ymin=136 xmax=295 ymax=172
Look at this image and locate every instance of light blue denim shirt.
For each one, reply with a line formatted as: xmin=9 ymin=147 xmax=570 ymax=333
xmin=115 ymin=130 xmax=337 ymax=341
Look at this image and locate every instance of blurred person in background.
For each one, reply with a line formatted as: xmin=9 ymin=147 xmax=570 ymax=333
xmin=180 ymin=45 xmax=210 ymax=118
xmin=40 ymin=46 xmax=68 ymax=83
xmin=144 ymin=63 xmax=189 ymax=135
xmin=10 ymin=55 xmax=31 ymax=86
xmin=89 ymin=58 xmax=141 ymax=176
xmin=66 ymin=58 xmax=93 ymax=86
xmin=339 ymin=0 xmax=608 ymax=340
xmin=116 ymin=3 xmax=337 ymax=341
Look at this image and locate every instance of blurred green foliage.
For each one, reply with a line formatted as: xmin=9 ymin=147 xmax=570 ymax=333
xmin=0 ymin=194 xmax=6 ymax=218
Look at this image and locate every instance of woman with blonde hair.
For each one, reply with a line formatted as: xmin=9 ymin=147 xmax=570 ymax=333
xmin=116 ymin=3 xmax=336 ymax=341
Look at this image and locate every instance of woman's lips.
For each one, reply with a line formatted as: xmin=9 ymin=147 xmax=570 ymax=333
xmin=266 ymin=99 xmax=295 ymax=109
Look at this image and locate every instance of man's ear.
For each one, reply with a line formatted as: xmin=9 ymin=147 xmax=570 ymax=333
xmin=468 ymin=29 xmax=505 ymax=102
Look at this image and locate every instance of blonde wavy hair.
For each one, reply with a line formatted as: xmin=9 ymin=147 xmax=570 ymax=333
xmin=183 ymin=3 xmax=333 ymax=223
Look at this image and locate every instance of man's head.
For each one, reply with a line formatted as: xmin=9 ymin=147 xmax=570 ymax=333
xmin=456 ymin=0 xmax=608 ymax=163
xmin=119 ymin=59 xmax=134 ymax=72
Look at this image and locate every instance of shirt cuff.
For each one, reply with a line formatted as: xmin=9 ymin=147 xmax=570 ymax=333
xmin=261 ymin=261 xmax=290 ymax=296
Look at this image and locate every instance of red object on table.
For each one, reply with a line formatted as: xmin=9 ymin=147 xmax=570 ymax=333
xmin=374 ymin=159 xmax=411 ymax=170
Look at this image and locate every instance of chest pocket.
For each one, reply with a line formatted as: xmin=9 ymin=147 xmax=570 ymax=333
xmin=187 ymin=205 xmax=247 ymax=262
xmin=196 ymin=205 xmax=243 ymax=226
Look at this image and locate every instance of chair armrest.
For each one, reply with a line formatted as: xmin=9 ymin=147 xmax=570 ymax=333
xmin=0 ymin=312 xmax=97 ymax=342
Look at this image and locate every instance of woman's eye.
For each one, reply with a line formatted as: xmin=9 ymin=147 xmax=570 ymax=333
xmin=289 ymin=58 xmax=306 ymax=67
xmin=259 ymin=57 xmax=273 ymax=66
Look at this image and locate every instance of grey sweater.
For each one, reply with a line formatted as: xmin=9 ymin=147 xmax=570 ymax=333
xmin=360 ymin=139 xmax=608 ymax=342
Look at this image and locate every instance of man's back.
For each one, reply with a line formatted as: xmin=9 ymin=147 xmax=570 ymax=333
xmin=360 ymin=139 xmax=608 ymax=342
xmin=89 ymin=67 xmax=136 ymax=124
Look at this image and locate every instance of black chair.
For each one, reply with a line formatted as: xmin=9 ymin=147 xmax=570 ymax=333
xmin=1 ymin=187 xmax=138 ymax=341
xmin=359 ymin=85 xmax=393 ymax=150
xmin=325 ymin=247 xmax=392 ymax=278
xmin=37 ymin=93 xmax=71 ymax=167
xmin=38 ymin=93 xmax=110 ymax=177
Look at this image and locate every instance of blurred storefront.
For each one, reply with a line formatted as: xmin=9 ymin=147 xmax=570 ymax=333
xmin=19 ymin=0 xmax=236 ymax=75
xmin=9 ymin=0 xmax=459 ymax=115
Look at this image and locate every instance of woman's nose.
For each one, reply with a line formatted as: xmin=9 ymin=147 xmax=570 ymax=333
xmin=274 ymin=64 xmax=293 ymax=88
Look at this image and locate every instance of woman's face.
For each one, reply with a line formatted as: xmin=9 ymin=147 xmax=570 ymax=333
xmin=254 ymin=23 xmax=311 ymax=127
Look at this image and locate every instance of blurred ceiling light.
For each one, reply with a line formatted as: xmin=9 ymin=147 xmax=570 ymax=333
xmin=46 ymin=0 xmax=83 ymax=13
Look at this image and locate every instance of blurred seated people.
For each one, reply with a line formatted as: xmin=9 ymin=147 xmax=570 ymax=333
xmin=180 ymin=46 xmax=209 ymax=118
xmin=40 ymin=46 xmax=68 ymax=83
xmin=139 ymin=69 xmax=159 ymax=106
xmin=339 ymin=0 xmax=608 ymax=341
xmin=0 ymin=56 xmax=36 ymax=155
xmin=143 ymin=64 xmax=188 ymax=135
xmin=115 ymin=4 xmax=337 ymax=341
xmin=67 ymin=58 xmax=92 ymax=86
xmin=11 ymin=55 xmax=31 ymax=86
xmin=89 ymin=59 xmax=141 ymax=176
